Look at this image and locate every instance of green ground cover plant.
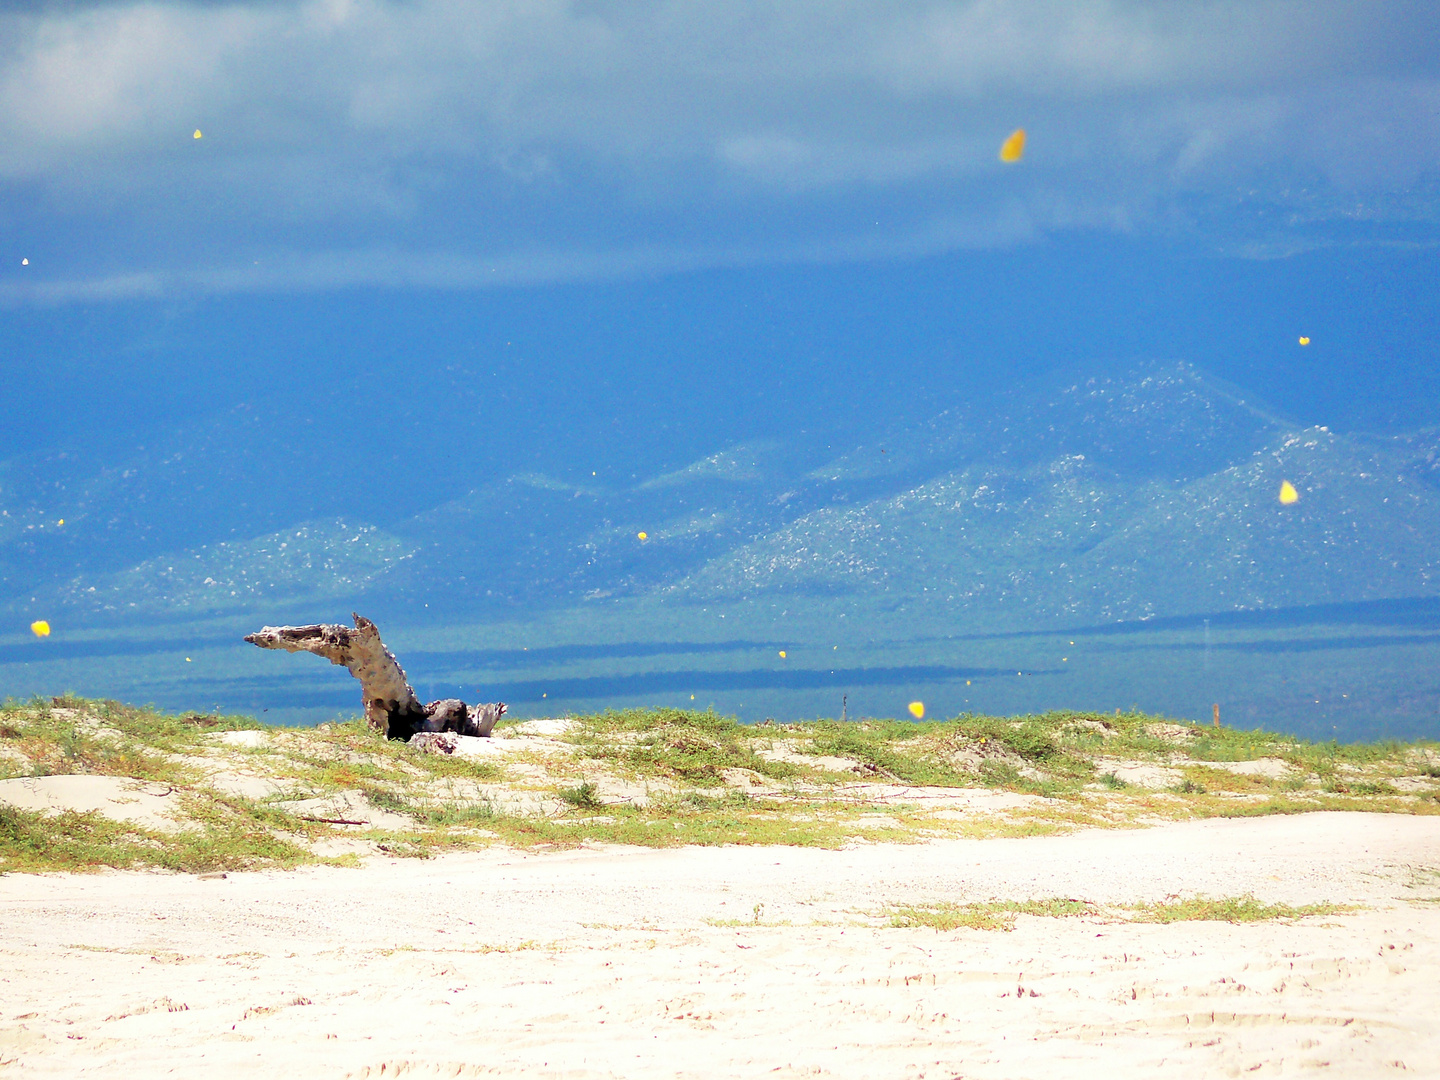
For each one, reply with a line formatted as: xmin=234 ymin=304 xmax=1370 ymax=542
xmin=0 ymin=697 xmax=1434 ymax=873
xmin=0 ymin=801 xmax=312 ymax=874
xmin=565 ymin=707 xmax=800 ymax=782
xmin=803 ymin=719 xmax=972 ymax=786
xmin=1129 ymin=894 xmax=1352 ymax=923
xmin=882 ymin=894 xmax=1351 ymax=932
xmin=887 ymin=897 xmax=1095 ymax=931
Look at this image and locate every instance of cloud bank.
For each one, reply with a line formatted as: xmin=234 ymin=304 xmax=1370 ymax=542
xmin=2 ymin=0 xmax=1437 ymax=298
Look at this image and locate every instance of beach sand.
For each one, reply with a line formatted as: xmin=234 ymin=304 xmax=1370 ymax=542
xmin=1 ymin=811 xmax=1436 ymax=1078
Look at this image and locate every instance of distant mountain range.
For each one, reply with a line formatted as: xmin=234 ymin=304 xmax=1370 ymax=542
xmin=7 ymin=361 xmax=1440 ymax=632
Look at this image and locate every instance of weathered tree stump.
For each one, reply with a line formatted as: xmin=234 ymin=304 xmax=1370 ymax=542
xmin=244 ymin=613 xmax=505 ymax=744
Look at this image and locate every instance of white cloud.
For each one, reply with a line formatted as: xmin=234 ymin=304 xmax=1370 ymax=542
xmin=0 ymin=0 xmax=1436 ymax=297
xmin=0 ymin=3 xmax=265 ymax=164
xmin=0 ymin=205 xmax=1049 ymax=306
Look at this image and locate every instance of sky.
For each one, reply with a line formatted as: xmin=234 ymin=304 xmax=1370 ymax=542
xmin=1 ymin=0 xmax=1438 ymax=303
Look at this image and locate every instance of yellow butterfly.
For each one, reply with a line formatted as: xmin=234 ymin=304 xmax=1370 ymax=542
xmin=908 ymin=701 xmax=924 ymax=719
xmin=999 ymin=129 xmax=1026 ymax=163
xmin=30 ymin=620 xmax=50 ymax=638
xmin=1279 ymin=480 xmax=1299 ymax=505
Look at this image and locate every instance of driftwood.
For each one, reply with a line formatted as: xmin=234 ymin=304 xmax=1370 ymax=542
xmin=244 ymin=613 xmax=505 ymax=744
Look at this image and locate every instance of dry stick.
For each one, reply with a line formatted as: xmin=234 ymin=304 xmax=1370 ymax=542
xmin=300 ymin=816 xmax=369 ymax=826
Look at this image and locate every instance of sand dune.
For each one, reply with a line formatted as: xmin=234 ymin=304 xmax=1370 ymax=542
xmin=1 ymin=811 xmax=1437 ymax=1077
xmin=0 ymin=775 xmax=184 ymax=833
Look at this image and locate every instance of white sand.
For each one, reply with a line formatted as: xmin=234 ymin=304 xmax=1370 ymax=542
xmin=0 ymin=776 xmax=184 ymax=833
xmin=1 ymin=811 xmax=1437 ymax=1078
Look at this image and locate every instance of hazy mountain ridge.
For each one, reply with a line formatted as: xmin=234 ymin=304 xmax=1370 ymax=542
xmin=809 ymin=362 xmax=1279 ymax=487
xmin=1077 ymin=427 xmax=1440 ymax=618
xmin=52 ymin=519 xmax=416 ymax=617
xmin=12 ymin=360 xmax=1440 ymax=629
xmin=666 ymin=454 xmax=1160 ymax=608
xmin=660 ymin=423 xmax=1440 ymax=625
xmin=0 ymin=362 xmax=528 ymax=605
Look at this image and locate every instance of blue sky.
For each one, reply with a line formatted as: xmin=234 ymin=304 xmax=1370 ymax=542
xmin=2 ymin=0 xmax=1438 ymax=302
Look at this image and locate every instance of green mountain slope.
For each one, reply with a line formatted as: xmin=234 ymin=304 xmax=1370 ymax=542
xmin=656 ymin=425 xmax=1440 ymax=626
xmin=15 ymin=361 xmax=1440 ymax=631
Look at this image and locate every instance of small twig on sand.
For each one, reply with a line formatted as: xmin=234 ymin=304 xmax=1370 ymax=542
xmin=300 ymin=816 xmax=369 ymax=825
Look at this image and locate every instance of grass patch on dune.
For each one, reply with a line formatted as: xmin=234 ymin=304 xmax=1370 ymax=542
xmin=1130 ymin=894 xmax=1353 ymax=923
xmin=802 ymin=719 xmax=971 ymax=786
xmin=794 ymin=713 xmax=1097 ymax=793
xmin=0 ymin=697 xmax=247 ymax=786
xmin=0 ymin=697 xmax=1436 ymax=872
xmin=887 ymin=897 xmax=1094 ymax=931
xmin=882 ymin=893 xmax=1353 ymax=932
xmin=267 ymin=719 xmax=506 ymax=787
xmin=0 ymin=802 xmax=312 ymax=875
xmin=558 ymin=780 xmax=604 ymax=810
xmin=488 ymin=800 xmax=903 ymax=850
xmin=3 ymin=694 xmax=259 ymax=752
xmin=422 ymin=800 xmax=498 ymax=827
xmin=567 ymin=707 xmax=800 ymax=783
xmin=1201 ymin=792 xmax=1439 ymax=818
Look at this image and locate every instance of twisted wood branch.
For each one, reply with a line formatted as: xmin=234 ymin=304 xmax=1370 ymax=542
xmin=244 ymin=613 xmax=504 ymax=742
